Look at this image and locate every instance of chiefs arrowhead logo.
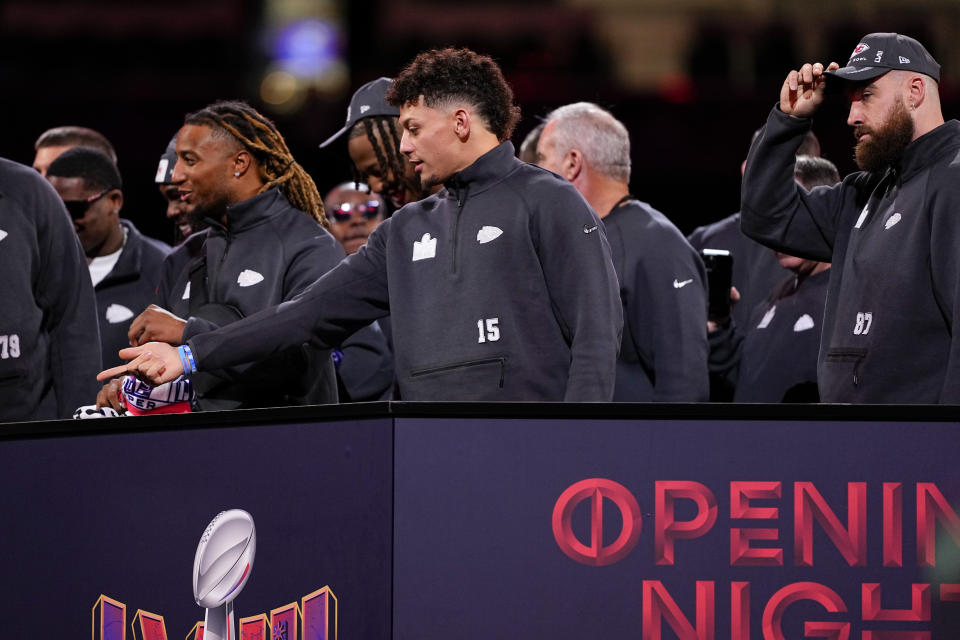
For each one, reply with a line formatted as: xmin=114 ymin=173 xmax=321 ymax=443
xmin=851 ymin=43 xmax=870 ymax=56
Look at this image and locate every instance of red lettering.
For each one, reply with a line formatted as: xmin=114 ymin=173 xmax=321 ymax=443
xmin=939 ymin=584 xmax=960 ymax=601
xmin=552 ymin=478 xmax=643 ymax=566
xmin=731 ymin=482 xmax=782 ymax=567
xmin=731 ymin=481 xmax=781 ymax=519
xmin=731 ymin=528 xmax=782 ymax=566
xmin=655 ymin=481 xmax=718 ymax=565
xmin=883 ymin=483 xmax=903 ymax=568
xmin=794 ymin=482 xmax=867 ymax=567
xmin=761 ymin=582 xmax=848 ymax=640
xmin=862 ymin=583 xmax=930 ymax=622
xmin=802 ymin=621 xmax=850 ymax=639
xmin=731 ymin=582 xmax=750 ymax=640
xmin=642 ymin=580 xmax=715 ymax=640
xmin=916 ymin=483 xmax=960 ymax=568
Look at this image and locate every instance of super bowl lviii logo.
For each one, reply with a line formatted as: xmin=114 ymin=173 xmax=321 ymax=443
xmin=553 ymin=478 xmax=960 ymax=638
xmin=93 ymin=510 xmax=337 ymax=640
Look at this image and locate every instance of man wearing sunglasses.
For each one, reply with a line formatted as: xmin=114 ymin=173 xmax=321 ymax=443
xmin=0 ymin=156 xmax=102 ymax=421
xmin=46 ymin=148 xmax=171 ymax=370
xmin=322 ymin=182 xmax=394 ymax=401
xmin=325 ymin=182 xmax=385 ymax=255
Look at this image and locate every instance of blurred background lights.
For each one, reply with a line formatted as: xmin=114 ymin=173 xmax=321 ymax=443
xmin=259 ymin=0 xmax=348 ymax=112
xmin=274 ymin=18 xmax=338 ymax=77
xmin=260 ymin=69 xmax=299 ymax=105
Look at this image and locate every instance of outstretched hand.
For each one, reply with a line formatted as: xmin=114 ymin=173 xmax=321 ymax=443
xmin=780 ymin=62 xmax=840 ymax=118
xmin=97 ymin=342 xmax=184 ymax=386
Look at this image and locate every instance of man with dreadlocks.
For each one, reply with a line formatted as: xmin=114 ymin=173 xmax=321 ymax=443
xmin=320 ymin=77 xmax=432 ymax=213
xmin=100 ymin=49 xmax=622 ymax=401
xmin=97 ymin=100 xmax=343 ymax=412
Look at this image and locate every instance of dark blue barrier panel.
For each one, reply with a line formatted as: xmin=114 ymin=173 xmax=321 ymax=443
xmin=393 ymin=416 xmax=960 ymax=639
xmin=0 ymin=414 xmax=393 ymax=639
xmin=4 ymin=404 xmax=960 ymax=639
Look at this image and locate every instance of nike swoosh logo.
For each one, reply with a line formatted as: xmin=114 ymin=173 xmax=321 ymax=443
xmin=673 ymin=279 xmax=693 ymax=289
xmin=583 ymin=225 xmax=598 ymax=234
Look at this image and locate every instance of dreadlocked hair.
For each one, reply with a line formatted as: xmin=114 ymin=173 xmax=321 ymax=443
xmin=185 ymin=100 xmax=328 ymax=228
xmin=350 ymin=115 xmax=425 ymax=203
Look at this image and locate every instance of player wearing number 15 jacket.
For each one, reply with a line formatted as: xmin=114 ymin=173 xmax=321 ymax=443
xmin=0 ymin=158 xmax=102 ymax=421
xmin=186 ymin=141 xmax=623 ymax=400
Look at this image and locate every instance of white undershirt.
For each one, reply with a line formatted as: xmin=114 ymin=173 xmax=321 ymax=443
xmin=88 ymin=227 xmax=127 ymax=287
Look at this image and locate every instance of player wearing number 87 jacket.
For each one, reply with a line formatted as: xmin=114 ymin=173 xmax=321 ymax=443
xmin=100 ymin=48 xmax=623 ymax=401
xmin=742 ymin=32 xmax=960 ymax=403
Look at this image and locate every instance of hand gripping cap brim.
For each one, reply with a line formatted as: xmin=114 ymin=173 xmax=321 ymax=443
xmin=825 ymin=32 xmax=941 ymax=84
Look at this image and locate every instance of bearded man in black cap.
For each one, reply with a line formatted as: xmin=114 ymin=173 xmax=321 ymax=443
xmin=741 ymin=32 xmax=960 ymax=403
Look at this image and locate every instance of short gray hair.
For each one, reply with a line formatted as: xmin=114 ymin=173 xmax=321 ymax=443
xmin=544 ymin=102 xmax=631 ymax=182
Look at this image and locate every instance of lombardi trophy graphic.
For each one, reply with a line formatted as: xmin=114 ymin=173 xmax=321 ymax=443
xmin=192 ymin=510 xmax=256 ymax=640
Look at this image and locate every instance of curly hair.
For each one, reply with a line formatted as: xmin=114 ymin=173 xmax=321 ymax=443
xmin=386 ymin=47 xmax=521 ymax=141
xmin=185 ymin=100 xmax=327 ymax=227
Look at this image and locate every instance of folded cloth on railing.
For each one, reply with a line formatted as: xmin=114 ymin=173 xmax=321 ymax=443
xmin=72 ymin=375 xmax=195 ymax=419
xmin=121 ymin=375 xmax=194 ymax=415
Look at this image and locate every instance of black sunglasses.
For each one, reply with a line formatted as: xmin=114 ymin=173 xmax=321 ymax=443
xmin=63 ymin=188 xmax=112 ymax=220
xmin=329 ymin=200 xmax=381 ymax=223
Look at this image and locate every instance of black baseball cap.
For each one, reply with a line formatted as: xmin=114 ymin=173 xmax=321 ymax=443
xmin=154 ymin=133 xmax=178 ymax=184
xmin=319 ymin=77 xmax=400 ymax=149
xmin=825 ymin=33 xmax=940 ymax=83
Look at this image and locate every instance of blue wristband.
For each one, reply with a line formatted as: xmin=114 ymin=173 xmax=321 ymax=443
xmin=176 ymin=346 xmax=190 ymax=375
xmin=177 ymin=345 xmax=198 ymax=375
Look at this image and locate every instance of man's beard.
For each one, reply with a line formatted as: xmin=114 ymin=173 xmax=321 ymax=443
xmin=185 ymin=204 xmax=212 ymax=230
xmin=185 ymin=192 xmax=229 ymax=229
xmin=854 ymin=98 xmax=915 ymax=173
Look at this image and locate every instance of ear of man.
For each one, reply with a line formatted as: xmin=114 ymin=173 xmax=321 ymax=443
xmin=563 ymin=148 xmax=583 ymax=182
xmin=233 ymin=149 xmax=255 ymax=179
xmin=107 ymin=190 xmax=123 ymax=213
xmin=454 ymin=107 xmax=471 ymax=141
xmin=906 ymin=74 xmax=926 ymax=110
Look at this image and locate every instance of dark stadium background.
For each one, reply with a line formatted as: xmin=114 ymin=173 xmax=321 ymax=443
xmin=2 ymin=0 xmax=956 ymax=246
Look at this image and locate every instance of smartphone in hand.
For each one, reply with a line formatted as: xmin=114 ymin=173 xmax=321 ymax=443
xmin=701 ymin=249 xmax=734 ymax=322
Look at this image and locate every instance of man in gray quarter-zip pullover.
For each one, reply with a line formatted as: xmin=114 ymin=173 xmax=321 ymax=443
xmin=99 ymin=48 xmax=623 ymax=401
xmin=741 ymin=32 xmax=960 ymax=403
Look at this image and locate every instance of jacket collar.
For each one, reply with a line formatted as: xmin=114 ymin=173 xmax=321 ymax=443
xmin=442 ymin=141 xmax=517 ymax=201
xmin=97 ymin=219 xmax=142 ymax=285
xmin=895 ymin=120 xmax=960 ymax=183
xmin=207 ymin=188 xmax=287 ymax=233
